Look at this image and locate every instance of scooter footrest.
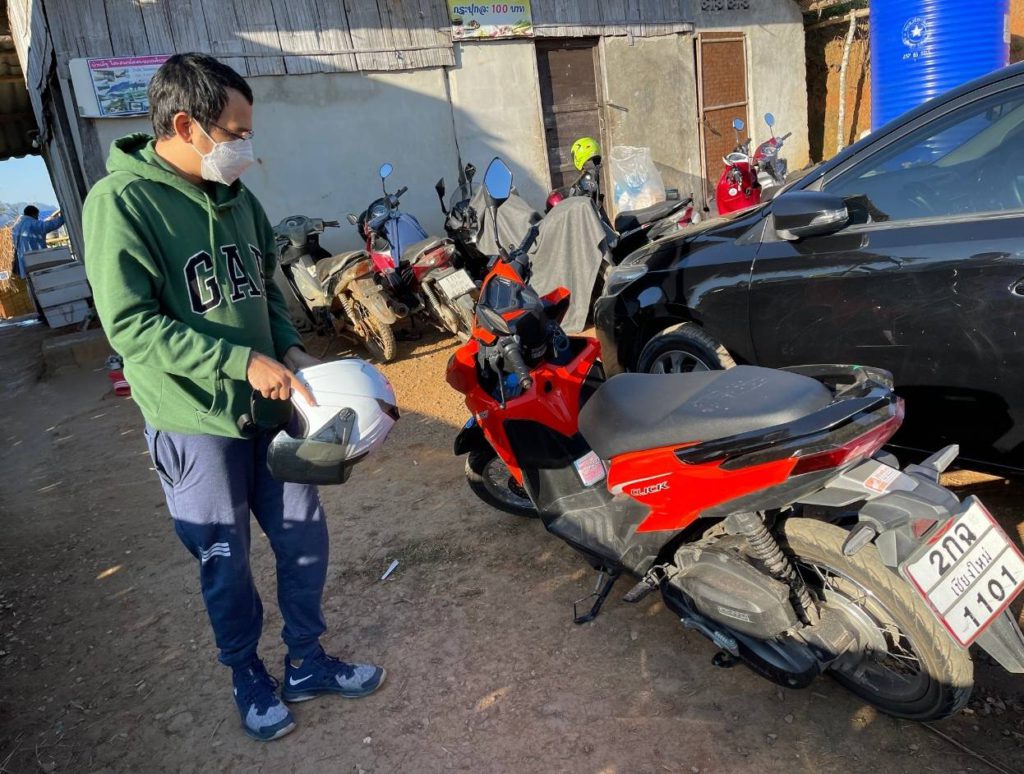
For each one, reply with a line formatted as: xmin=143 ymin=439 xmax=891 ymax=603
xmin=622 ymin=579 xmax=656 ymax=604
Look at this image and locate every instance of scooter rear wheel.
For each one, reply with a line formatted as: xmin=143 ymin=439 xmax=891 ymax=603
xmin=466 ymin=448 xmax=537 ymax=518
xmin=352 ymin=299 xmax=397 ymax=362
xmin=780 ymin=518 xmax=973 ymax=720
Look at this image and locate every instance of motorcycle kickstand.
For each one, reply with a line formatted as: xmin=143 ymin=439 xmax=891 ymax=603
xmin=573 ymin=569 xmax=620 ymax=625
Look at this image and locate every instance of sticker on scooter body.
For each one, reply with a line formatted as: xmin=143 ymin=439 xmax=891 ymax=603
xmin=863 ymin=464 xmax=912 ymax=494
xmin=573 ymin=451 xmax=606 ymax=487
xmin=901 ymin=497 xmax=1024 ymax=647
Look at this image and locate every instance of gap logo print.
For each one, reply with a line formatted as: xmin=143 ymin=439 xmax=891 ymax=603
xmin=184 ymin=243 xmax=265 ymax=315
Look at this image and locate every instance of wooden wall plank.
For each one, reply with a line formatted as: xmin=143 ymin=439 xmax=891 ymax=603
xmin=51 ymin=0 xmax=112 ymax=60
xmin=272 ymin=0 xmax=321 ymax=74
xmin=231 ymin=0 xmax=286 ymax=76
xmin=196 ymin=2 xmax=248 ymax=74
xmin=311 ymin=0 xmax=358 ymax=72
xmin=346 ymin=1 xmax=397 ymax=72
xmin=103 ymin=0 xmax=150 ymax=56
xmin=137 ymin=1 xmax=176 ymax=55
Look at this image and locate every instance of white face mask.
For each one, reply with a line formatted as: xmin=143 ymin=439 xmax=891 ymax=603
xmin=192 ymin=122 xmax=254 ymax=185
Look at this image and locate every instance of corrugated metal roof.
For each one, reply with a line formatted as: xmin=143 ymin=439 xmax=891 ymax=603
xmin=0 ymin=12 xmax=38 ymax=161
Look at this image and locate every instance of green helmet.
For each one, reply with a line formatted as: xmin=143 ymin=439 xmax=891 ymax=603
xmin=571 ymin=137 xmax=600 ymax=171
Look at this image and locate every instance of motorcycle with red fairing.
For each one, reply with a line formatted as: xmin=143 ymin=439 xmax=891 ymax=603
xmin=446 ymin=157 xmax=1024 ymax=721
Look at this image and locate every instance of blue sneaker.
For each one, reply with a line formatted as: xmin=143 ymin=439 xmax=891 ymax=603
xmin=281 ymin=648 xmax=386 ymax=703
xmin=232 ymin=659 xmax=296 ymax=741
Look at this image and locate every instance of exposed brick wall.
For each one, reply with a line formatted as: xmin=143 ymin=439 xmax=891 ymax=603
xmin=1012 ymin=0 xmax=1024 ymax=64
xmin=805 ymin=26 xmax=871 ymax=163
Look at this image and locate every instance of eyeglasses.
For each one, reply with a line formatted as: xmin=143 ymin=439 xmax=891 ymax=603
xmin=209 ymin=122 xmax=254 ymax=142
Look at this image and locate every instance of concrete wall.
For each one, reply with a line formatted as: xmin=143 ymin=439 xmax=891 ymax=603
xmin=82 ymin=44 xmax=552 ymax=254
xmin=447 ymin=40 xmax=550 ymax=210
xmin=685 ymin=0 xmax=811 ymax=170
xmin=87 ymin=69 xmax=462 ymax=255
xmin=601 ymin=34 xmax=706 ymax=207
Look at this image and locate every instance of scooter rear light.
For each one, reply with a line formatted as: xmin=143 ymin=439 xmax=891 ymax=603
xmin=912 ymin=518 xmax=938 ymax=538
xmin=791 ymin=400 xmax=904 ymax=475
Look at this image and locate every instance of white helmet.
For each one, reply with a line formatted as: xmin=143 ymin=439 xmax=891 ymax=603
xmin=267 ymin=359 xmax=399 ymax=485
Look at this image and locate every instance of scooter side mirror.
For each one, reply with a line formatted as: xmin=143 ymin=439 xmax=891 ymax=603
xmin=435 ymin=178 xmax=448 ymax=215
xmin=379 ymin=163 xmax=393 ymax=180
xmin=732 ymin=118 xmax=745 ymax=132
xmin=764 ymin=113 xmax=775 ymax=128
xmin=483 ymin=157 xmax=513 ymax=208
xmin=346 ymin=213 xmax=359 ymax=225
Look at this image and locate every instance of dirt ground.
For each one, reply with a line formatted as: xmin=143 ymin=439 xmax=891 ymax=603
xmin=1 ymin=322 xmax=1023 ymax=774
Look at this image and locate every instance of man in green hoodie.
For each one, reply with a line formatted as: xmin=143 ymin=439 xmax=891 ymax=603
xmin=83 ymin=53 xmax=384 ymax=742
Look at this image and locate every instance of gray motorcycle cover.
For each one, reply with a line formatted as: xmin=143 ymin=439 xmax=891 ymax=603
xmin=473 ymin=189 xmax=613 ymax=333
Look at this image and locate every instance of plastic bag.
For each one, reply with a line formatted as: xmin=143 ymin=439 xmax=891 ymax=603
xmin=606 ymin=146 xmax=666 ymax=220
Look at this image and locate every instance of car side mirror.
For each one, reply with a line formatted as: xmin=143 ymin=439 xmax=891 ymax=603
xmin=773 ymin=191 xmax=850 ymax=241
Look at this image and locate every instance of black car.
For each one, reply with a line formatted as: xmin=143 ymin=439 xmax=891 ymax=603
xmin=595 ymin=61 xmax=1024 ymax=475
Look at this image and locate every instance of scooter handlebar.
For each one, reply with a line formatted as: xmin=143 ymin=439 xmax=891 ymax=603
xmin=322 ymin=219 xmax=340 ymax=228
xmin=498 ymin=336 xmax=533 ymax=391
xmin=396 ymin=186 xmax=408 ymax=198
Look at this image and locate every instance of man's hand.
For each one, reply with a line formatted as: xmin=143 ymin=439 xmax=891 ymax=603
xmin=283 ymin=346 xmax=320 ymax=372
xmin=247 ymin=351 xmax=317 ymax=406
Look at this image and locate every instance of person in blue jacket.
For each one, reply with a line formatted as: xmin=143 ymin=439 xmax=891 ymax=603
xmin=11 ymin=206 xmax=64 ymax=277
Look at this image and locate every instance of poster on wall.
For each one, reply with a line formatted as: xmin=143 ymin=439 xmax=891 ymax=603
xmin=87 ymin=55 xmax=170 ymax=117
xmin=447 ymin=1 xmax=533 ymax=40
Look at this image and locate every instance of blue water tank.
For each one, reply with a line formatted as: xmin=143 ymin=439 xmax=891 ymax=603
xmin=870 ymin=0 xmax=1010 ymax=130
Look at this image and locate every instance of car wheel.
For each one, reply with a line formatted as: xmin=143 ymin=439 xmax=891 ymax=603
xmin=636 ymin=323 xmax=735 ymax=374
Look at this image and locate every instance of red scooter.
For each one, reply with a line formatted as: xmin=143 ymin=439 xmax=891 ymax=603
xmin=449 ymin=159 xmax=1024 ymax=723
xmin=348 ymin=163 xmax=477 ymax=341
xmin=716 ymin=113 xmax=791 ymax=216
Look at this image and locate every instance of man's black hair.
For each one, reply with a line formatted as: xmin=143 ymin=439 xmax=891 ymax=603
xmin=148 ymin=53 xmax=253 ymax=139
xmin=23 ymin=205 xmax=39 ymax=218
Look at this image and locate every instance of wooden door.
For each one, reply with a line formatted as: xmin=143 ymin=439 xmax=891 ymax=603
xmin=536 ymin=39 xmax=602 ymax=191
xmin=696 ymin=32 xmax=749 ymax=206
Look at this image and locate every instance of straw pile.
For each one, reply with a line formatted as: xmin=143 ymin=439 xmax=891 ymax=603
xmin=0 ymin=225 xmax=35 ymax=318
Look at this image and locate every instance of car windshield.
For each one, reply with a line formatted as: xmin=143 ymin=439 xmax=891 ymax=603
xmin=861 ymin=96 xmax=1024 ymax=175
xmin=824 ymin=87 xmax=1024 ymax=223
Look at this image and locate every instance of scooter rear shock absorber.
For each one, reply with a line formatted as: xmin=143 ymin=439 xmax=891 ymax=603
xmin=726 ymin=512 xmax=817 ymax=625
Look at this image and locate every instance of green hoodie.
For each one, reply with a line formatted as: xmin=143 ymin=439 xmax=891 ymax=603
xmin=83 ymin=133 xmax=303 ymax=438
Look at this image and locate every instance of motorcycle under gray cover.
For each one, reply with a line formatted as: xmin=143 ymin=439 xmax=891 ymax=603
xmin=473 ymin=190 xmax=613 ymax=334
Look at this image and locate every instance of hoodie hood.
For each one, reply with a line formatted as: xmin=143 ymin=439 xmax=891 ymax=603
xmin=107 ymin=133 xmax=244 ymax=213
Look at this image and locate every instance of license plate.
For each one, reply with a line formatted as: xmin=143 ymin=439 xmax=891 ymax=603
xmin=901 ymin=497 xmax=1024 ymax=647
xmin=437 ymin=269 xmax=476 ymax=300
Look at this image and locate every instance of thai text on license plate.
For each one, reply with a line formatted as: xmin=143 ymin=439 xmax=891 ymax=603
xmin=901 ymin=497 xmax=1024 ymax=647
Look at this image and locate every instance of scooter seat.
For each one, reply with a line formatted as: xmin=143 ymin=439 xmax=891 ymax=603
xmin=578 ymin=366 xmax=832 ymax=460
xmin=614 ymin=199 xmax=688 ymax=233
xmin=403 ymin=236 xmax=446 ymax=264
xmin=316 ymin=250 xmax=367 ymax=284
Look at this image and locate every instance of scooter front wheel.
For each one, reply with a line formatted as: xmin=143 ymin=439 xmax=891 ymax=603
xmin=466 ymin=448 xmax=537 ymax=518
